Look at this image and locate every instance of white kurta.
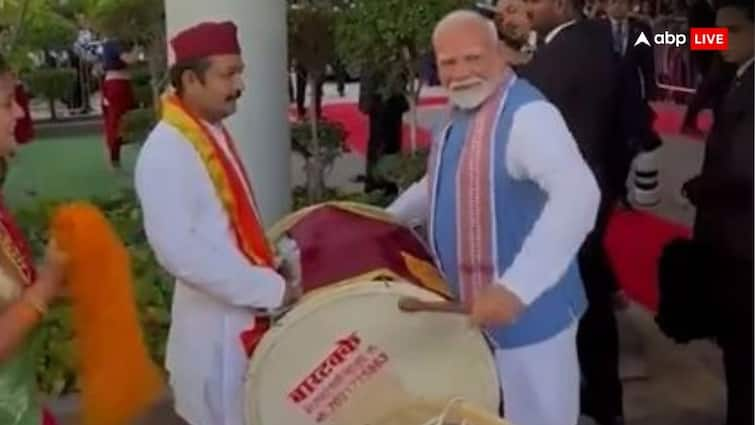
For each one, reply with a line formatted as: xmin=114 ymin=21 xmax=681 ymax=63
xmin=135 ymin=121 xmax=285 ymax=425
xmin=388 ymin=100 xmax=599 ymax=425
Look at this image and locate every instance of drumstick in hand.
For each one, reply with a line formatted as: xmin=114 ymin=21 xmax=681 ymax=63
xmin=398 ymin=297 xmax=468 ymax=314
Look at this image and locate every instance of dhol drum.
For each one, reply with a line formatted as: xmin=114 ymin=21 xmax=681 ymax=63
xmin=266 ymin=201 xmax=448 ymax=295
xmin=244 ymin=202 xmax=503 ymax=425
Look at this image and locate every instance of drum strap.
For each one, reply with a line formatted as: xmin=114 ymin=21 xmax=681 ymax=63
xmin=241 ymin=318 xmax=271 ymax=357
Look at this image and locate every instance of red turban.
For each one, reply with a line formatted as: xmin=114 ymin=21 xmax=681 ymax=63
xmin=169 ymin=21 xmax=241 ymax=64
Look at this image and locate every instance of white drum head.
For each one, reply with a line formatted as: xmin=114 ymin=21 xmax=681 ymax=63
xmin=245 ymin=279 xmax=500 ymax=425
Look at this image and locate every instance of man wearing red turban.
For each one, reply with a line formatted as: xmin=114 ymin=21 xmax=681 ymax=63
xmin=133 ymin=21 xmax=298 ymax=425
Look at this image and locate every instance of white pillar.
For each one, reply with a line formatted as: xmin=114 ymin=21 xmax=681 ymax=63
xmin=164 ymin=0 xmax=291 ymax=227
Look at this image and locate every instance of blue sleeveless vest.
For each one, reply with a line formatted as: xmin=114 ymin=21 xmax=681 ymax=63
xmin=431 ymin=79 xmax=587 ymax=349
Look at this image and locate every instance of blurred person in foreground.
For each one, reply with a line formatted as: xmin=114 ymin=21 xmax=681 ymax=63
xmin=682 ymin=1 xmax=753 ymax=423
xmin=0 ymin=55 xmax=68 ymax=425
xmin=389 ymin=10 xmax=600 ymax=425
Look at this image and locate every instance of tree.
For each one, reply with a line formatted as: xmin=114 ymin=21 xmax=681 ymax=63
xmin=336 ymin=0 xmax=470 ymax=152
xmin=49 ymin=0 xmax=101 ymax=20
xmin=0 ymin=0 xmax=32 ymax=54
xmin=289 ymin=2 xmax=339 ymax=202
xmin=21 ymin=5 xmax=77 ymax=53
xmin=91 ymin=0 xmax=166 ymax=110
xmin=0 ymin=0 xmax=77 ymax=69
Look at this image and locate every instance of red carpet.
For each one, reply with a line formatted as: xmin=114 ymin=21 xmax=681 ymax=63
xmin=320 ymin=103 xmax=433 ymax=155
xmin=604 ymin=210 xmax=691 ymax=312
xmin=651 ymin=102 xmax=713 ymax=140
xmin=292 ymin=100 xmax=699 ymax=312
xmin=307 ymin=100 xmax=712 ymax=155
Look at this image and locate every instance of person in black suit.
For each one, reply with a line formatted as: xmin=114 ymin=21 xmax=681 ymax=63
xmin=513 ymin=1 xmax=625 ymax=423
xmin=604 ymin=0 xmax=662 ymax=204
xmin=682 ymin=54 xmax=738 ymax=135
xmin=687 ymin=0 xmax=717 ymax=79
xmin=358 ymin=66 xmax=408 ymax=196
xmin=682 ymin=1 xmax=753 ymax=423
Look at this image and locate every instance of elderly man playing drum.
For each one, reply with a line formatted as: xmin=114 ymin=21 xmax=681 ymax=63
xmin=389 ymin=10 xmax=600 ymax=425
xmin=135 ymin=21 xmax=299 ymax=425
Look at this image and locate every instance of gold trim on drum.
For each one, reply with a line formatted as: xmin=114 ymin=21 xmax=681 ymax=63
xmin=267 ymin=201 xmax=399 ymax=243
xmin=289 ymin=268 xmax=403 ymax=307
xmin=400 ymin=252 xmax=450 ymax=298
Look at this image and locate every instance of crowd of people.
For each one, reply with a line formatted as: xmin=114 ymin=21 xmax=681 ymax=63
xmin=0 ymin=1 xmax=751 ymax=425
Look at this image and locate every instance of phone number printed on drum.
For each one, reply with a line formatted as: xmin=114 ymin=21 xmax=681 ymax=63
xmin=287 ymin=332 xmax=391 ymax=423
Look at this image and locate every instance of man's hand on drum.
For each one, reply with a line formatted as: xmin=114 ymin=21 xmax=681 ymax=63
xmin=277 ymin=260 xmax=302 ymax=305
xmin=281 ymin=279 xmax=302 ymax=305
xmin=398 ymin=283 xmax=525 ymax=326
xmin=469 ymin=284 xmax=525 ymax=327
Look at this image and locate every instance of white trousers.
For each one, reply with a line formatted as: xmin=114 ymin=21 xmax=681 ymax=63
xmin=495 ymin=322 xmax=580 ymax=425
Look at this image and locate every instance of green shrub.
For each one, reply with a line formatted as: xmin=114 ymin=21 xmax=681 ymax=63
xmin=292 ymin=186 xmax=393 ymax=210
xmin=132 ymin=84 xmax=154 ymax=109
xmin=290 ymin=118 xmax=347 ymax=167
xmin=119 ymin=107 xmax=157 ymax=145
xmin=129 ymin=66 xmax=154 ymax=108
xmin=374 ymin=150 xmax=429 ymax=193
xmin=25 ymin=68 xmax=76 ymax=120
xmin=291 ymin=119 xmax=349 ymax=204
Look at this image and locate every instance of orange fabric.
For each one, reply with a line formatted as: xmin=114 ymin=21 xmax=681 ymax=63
xmin=50 ymin=203 xmax=163 ymax=425
xmin=161 ymin=94 xmax=274 ymax=267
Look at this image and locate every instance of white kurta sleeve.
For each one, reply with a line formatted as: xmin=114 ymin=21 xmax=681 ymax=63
xmin=135 ymin=127 xmax=285 ymax=309
xmin=386 ymin=175 xmax=430 ymax=226
xmin=496 ymin=101 xmax=600 ymax=305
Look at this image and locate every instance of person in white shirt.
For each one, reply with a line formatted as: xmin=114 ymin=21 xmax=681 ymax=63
xmin=134 ymin=21 xmax=298 ymax=425
xmin=390 ymin=10 xmax=599 ymax=425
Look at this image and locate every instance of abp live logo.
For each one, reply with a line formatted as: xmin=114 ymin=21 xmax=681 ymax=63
xmin=636 ymin=28 xmax=728 ymax=51
xmin=689 ymin=28 xmax=728 ymax=50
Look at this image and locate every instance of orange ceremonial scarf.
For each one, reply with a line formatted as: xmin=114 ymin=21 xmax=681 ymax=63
xmin=161 ymin=94 xmax=275 ymax=267
xmin=51 ymin=203 xmax=164 ymax=425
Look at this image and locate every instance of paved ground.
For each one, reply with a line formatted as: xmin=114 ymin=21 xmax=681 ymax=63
xmin=51 ymin=82 xmax=727 ymax=425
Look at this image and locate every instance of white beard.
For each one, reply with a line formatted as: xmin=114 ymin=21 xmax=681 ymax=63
xmin=448 ymin=80 xmax=496 ymax=110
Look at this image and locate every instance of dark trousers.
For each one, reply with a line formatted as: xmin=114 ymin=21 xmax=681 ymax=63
xmin=295 ymin=65 xmax=323 ymax=118
xmin=332 ymin=60 xmax=347 ymax=96
xmin=713 ymin=256 xmax=754 ymax=425
xmin=365 ymin=96 xmax=405 ymax=195
xmin=70 ymin=63 xmax=93 ymax=112
xmin=577 ymin=199 xmax=624 ymax=424
xmin=288 ymin=73 xmax=294 ymax=103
